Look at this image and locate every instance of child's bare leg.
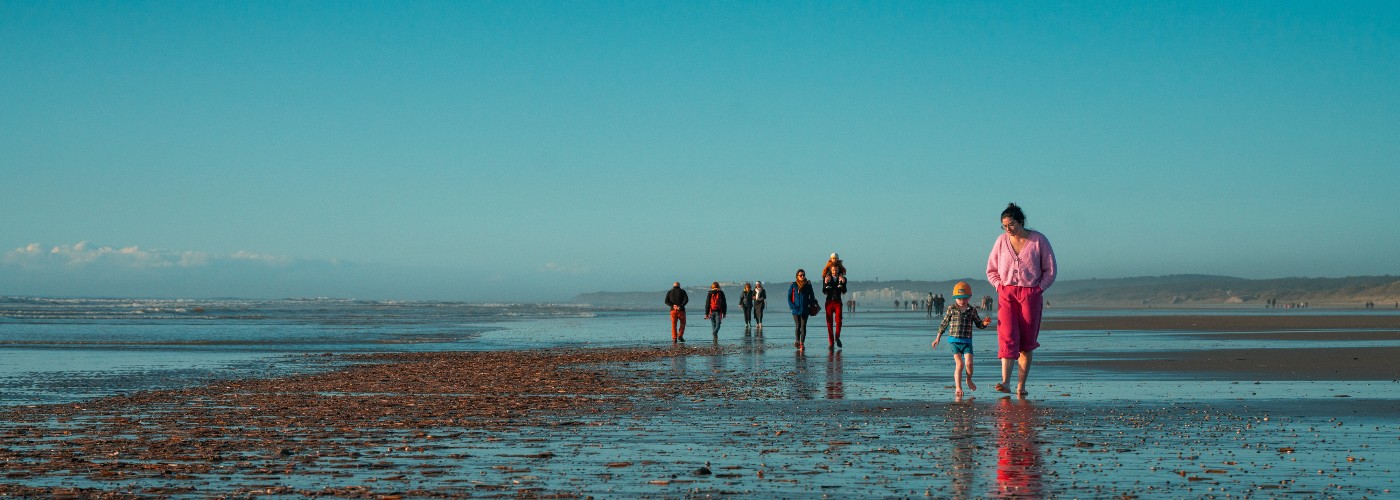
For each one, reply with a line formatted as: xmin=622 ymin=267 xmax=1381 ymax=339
xmin=964 ymin=353 xmax=976 ymax=391
xmin=952 ymin=354 xmax=965 ymax=396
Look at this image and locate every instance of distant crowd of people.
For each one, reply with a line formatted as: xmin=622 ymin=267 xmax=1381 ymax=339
xmin=1265 ymin=298 xmax=1309 ymax=308
xmin=664 ymin=203 xmax=1058 ymax=399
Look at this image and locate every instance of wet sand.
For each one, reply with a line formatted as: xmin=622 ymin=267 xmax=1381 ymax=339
xmin=1041 ymin=315 xmax=1400 ymax=381
xmin=1044 ymin=313 xmax=1400 ymax=332
xmin=2 ymin=314 xmax=1397 ymax=497
xmin=0 ymin=346 xmax=735 ymax=497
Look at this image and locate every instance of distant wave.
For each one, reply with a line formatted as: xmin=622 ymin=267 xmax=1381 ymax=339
xmin=0 ymin=297 xmax=597 ymax=323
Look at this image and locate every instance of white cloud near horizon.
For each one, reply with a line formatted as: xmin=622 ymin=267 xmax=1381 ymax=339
xmin=4 ymin=241 xmax=293 ymax=269
xmin=539 ymin=262 xmax=591 ymax=275
xmin=2 ymin=241 xmax=581 ymax=301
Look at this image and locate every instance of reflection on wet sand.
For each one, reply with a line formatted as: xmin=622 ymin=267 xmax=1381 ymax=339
xmin=741 ymin=326 xmax=765 ymax=373
xmin=993 ymin=397 xmax=1043 ymax=497
xmin=670 ymin=347 xmax=688 ymax=378
xmin=825 ymin=349 xmax=843 ymax=399
xmin=708 ymin=339 xmax=724 ymax=374
xmin=944 ymin=399 xmax=980 ymax=499
xmin=790 ymin=350 xmax=816 ymax=399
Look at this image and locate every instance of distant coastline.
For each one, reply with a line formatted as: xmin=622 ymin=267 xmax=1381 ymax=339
xmin=573 ymin=274 xmax=1400 ymax=309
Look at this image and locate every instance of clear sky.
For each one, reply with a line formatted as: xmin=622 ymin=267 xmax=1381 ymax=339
xmin=3 ymin=1 xmax=1398 ymax=301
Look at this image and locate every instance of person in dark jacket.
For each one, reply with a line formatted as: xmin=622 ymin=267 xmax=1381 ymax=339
xmin=753 ymin=282 xmax=767 ymax=329
xmin=665 ymin=282 xmax=689 ymax=343
xmin=787 ymin=269 xmax=818 ymax=351
xmin=738 ymin=282 xmax=755 ymax=328
xmin=704 ymin=282 xmax=727 ymax=337
xmin=822 ymin=267 xmax=848 ymax=349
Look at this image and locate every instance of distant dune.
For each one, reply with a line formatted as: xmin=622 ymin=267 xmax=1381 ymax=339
xmin=573 ymin=275 xmax=1400 ymax=309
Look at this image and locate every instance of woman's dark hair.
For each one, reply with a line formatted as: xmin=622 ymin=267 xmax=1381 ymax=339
xmin=1001 ymin=203 xmax=1026 ymax=225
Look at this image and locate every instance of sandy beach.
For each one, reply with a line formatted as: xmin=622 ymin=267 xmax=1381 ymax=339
xmin=1040 ymin=314 xmax=1400 ymax=381
xmin=2 ymin=311 xmax=1397 ymax=497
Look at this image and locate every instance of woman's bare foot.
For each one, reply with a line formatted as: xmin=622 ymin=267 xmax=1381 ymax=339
xmin=966 ymin=378 xmax=977 ymax=391
xmin=955 ymin=388 xmax=963 ymax=397
xmin=993 ymin=383 xmax=1009 ymax=393
xmin=1016 ymin=385 xmax=1028 ymax=397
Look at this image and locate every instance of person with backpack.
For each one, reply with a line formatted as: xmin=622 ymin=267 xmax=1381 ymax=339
xmin=704 ymin=282 xmax=727 ymax=337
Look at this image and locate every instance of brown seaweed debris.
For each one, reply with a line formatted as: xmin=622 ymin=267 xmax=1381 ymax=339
xmin=0 ymin=345 xmax=725 ymax=497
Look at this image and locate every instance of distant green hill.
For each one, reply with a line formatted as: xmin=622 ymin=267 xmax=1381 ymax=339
xmin=572 ymin=275 xmax=1400 ymax=309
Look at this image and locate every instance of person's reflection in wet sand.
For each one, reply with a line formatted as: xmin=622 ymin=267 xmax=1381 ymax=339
xmin=825 ymin=349 xmax=844 ymax=399
xmin=992 ymin=396 xmax=1043 ymax=497
xmin=944 ymin=399 xmax=979 ymax=499
xmin=670 ymin=348 xmax=688 ymax=380
xmin=790 ymin=350 xmax=816 ymax=399
xmin=708 ymin=336 xmax=724 ymax=374
xmin=741 ymin=325 xmax=765 ymax=373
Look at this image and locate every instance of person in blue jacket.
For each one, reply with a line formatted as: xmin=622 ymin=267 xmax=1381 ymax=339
xmin=787 ymin=269 xmax=818 ymax=351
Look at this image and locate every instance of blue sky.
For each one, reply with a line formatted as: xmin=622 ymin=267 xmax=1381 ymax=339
xmin=3 ymin=1 xmax=1398 ymax=301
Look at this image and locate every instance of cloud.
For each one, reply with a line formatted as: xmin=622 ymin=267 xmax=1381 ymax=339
xmin=229 ymin=250 xmax=294 ymax=266
xmin=1 ymin=241 xmax=561 ymax=301
xmin=4 ymin=241 xmax=282 ymax=270
xmin=539 ymin=262 xmax=591 ymax=275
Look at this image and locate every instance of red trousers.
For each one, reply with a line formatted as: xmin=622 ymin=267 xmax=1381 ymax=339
xmin=996 ymin=285 xmax=1043 ymax=358
xmin=825 ymin=300 xmax=843 ymax=343
xmin=670 ymin=309 xmax=686 ymax=340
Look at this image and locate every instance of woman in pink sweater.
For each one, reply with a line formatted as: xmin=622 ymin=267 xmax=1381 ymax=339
xmin=986 ymin=203 xmax=1056 ymax=397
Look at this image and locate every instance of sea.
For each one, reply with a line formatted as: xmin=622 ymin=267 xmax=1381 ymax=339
xmin=5 ymin=296 xmax=1397 ymax=407
xmin=0 ymin=297 xmax=605 ymax=406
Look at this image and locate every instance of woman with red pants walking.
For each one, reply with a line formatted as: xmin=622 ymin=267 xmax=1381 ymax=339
xmin=822 ymin=266 xmax=848 ymax=349
xmin=986 ymin=203 xmax=1056 ymax=397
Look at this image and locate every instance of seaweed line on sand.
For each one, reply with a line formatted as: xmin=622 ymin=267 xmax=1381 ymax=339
xmin=0 ymin=345 xmax=766 ymax=497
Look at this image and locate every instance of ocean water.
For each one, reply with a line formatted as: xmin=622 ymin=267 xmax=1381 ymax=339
xmin=6 ymin=298 xmax=1400 ymax=406
xmin=0 ymin=297 xmax=596 ymax=406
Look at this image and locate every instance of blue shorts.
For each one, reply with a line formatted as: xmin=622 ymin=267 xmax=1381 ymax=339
xmin=950 ymin=342 xmax=973 ymax=355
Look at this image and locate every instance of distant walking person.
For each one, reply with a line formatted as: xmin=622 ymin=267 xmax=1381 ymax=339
xmin=987 ymin=203 xmax=1057 ymax=397
xmin=926 ymin=293 xmax=935 ymax=318
xmin=739 ymin=283 xmax=755 ymax=328
xmin=704 ymin=282 xmax=727 ymax=337
xmin=788 ymin=269 xmax=818 ymax=351
xmin=753 ymin=282 xmax=767 ymax=329
xmin=823 ymin=266 xmax=848 ymax=349
xmin=665 ymin=282 xmax=689 ymax=343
